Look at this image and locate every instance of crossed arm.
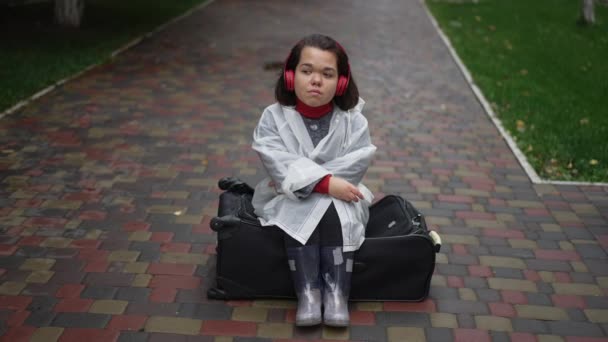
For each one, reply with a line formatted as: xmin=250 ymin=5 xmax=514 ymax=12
xmin=253 ymin=111 xmax=375 ymax=203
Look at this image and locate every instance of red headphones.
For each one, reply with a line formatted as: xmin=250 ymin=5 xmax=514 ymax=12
xmin=284 ymin=42 xmax=351 ymax=96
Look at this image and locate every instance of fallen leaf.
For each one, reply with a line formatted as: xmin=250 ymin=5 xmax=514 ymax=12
xmin=590 ymin=159 xmax=599 ymax=165
xmin=580 ymin=118 xmax=589 ymax=125
xmin=516 ymin=120 xmax=526 ymax=132
xmin=520 ymin=69 xmax=528 ymax=75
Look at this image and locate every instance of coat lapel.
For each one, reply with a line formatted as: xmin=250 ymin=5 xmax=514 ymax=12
xmin=281 ymin=106 xmax=315 ymax=154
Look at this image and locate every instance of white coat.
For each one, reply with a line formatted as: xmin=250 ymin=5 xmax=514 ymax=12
xmin=251 ymin=98 xmax=376 ymax=252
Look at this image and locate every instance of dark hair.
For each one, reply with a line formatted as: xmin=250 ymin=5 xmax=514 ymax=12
xmin=275 ymin=34 xmax=359 ymax=111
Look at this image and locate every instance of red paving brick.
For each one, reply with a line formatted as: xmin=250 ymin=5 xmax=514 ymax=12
xmin=501 ymin=290 xmax=528 ymax=305
xmin=447 ymin=276 xmax=465 ymax=288
xmin=70 ymin=240 xmax=102 ymax=249
xmin=535 ymin=250 xmax=581 ymax=261
xmin=451 ymin=244 xmax=468 ymax=255
xmin=149 ymin=287 xmax=177 ymax=303
xmin=349 ymin=310 xmax=376 ymax=325
xmin=483 ymin=228 xmax=525 ymax=239
xmin=554 ymin=271 xmax=572 ymax=283
xmin=159 ymin=242 xmax=191 ymax=253
xmin=123 ymin=221 xmax=151 ymax=232
xmin=78 ymin=211 xmax=107 ymax=221
xmin=54 ymin=298 xmax=93 ymax=312
xmin=1 ymin=326 xmax=36 ymax=342
xmin=84 ymin=260 xmax=109 ymax=273
xmin=383 ymin=299 xmax=436 ymax=312
xmin=8 ymin=311 xmax=30 ymax=327
xmin=551 ymin=294 xmax=586 ymax=309
xmin=56 ymin=284 xmax=85 ymax=298
xmin=148 ymin=263 xmax=196 ymax=276
xmin=454 ymin=328 xmax=491 ymax=342
xmin=24 ymin=217 xmax=67 ymax=228
xmin=17 ymin=236 xmax=45 ymax=246
xmin=0 ymin=245 xmax=17 ymax=256
xmin=150 ymin=232 xmax=174 ymax=242
xmin=0 ymin=295 xmax=32 ymax=310
xmin=77 ymin=250 xmax=109 ymax=261
xmin=469 ymin=265 xmax=493 ymax=278
xmin=523 ymin=270 xmax=541 ymax=282
xmin=226 ymin=300 xmax=253 ymax=307
xmin=489 ymin=302 xmax=517 ymax=317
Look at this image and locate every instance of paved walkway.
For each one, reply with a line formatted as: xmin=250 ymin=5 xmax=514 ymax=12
xmin=1 ymin=0 xmax=607 ymax=341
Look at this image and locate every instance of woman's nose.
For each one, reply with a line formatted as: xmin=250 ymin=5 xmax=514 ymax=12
xmin=310 ymin=73 xmax=321 ymax=85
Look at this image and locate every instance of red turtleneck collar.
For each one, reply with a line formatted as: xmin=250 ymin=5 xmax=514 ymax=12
xmin=296 ymin=98 xmax=333 ymax=119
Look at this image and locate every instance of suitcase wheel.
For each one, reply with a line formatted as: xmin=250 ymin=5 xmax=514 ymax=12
xmin=207 ymin=287 xmax=227 ymax=299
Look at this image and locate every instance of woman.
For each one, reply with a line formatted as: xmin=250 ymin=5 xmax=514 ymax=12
xmin=251 ymin=34 xmax=376 ymax=327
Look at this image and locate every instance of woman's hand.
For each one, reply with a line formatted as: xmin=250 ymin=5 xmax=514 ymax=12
xmin=328 ymin=177 xmax=365 ymax=203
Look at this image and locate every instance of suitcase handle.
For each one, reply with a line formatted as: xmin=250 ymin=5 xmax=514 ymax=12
xmin=218 ymin=177 xmax=255 ymax=195
xmin=210 ymin=215 xmax=241 ymax=232
xmin=429 ymin=231 xmax=442 ymax=252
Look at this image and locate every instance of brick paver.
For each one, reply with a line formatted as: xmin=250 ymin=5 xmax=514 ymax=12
xmin=0 ymin=0 xmax=607 ymax=340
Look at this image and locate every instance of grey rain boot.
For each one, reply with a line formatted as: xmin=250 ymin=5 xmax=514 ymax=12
xmin=286 ymin=245 xmax=322 ymax=326
xmin=320 ymin=246 xmax=353 ymax=327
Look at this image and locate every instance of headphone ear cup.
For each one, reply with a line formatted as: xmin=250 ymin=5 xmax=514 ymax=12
xmin=284 ymin=70 xmax=295 ymax=91
xmin=336 ymin=75 xmax=348 ymax=96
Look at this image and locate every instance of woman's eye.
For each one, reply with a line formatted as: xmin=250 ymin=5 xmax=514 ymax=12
xmin=324 ymin=73 xmax=334 ymax=78
xmin=302 ymin=69 xmax=312 ymax=75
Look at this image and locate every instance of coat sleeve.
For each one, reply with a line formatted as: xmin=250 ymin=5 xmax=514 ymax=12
xmin=252 ymin=109 xmax=330 ymax=200
xmin=321 ymin=113 xmax=376 ymax=185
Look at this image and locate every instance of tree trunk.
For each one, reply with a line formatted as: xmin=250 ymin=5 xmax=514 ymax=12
xmin=55 ymin=0 xmax=85 ymax=28
xmin=580 ymin=0 xmax=595 ymax=25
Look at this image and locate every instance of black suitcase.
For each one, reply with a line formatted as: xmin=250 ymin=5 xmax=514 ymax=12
xmin=207 ymin=178 xmax=441 ymax=302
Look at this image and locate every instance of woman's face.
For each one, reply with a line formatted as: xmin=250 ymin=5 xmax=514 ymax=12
xmin=294 ymin=46 xmax=339 ymax=107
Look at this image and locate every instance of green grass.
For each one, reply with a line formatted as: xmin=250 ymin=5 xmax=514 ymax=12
xmin=0 ymin=0 xmax=208 ymax=113
xmin=426 ymin=0 xmax=608 ymax=182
